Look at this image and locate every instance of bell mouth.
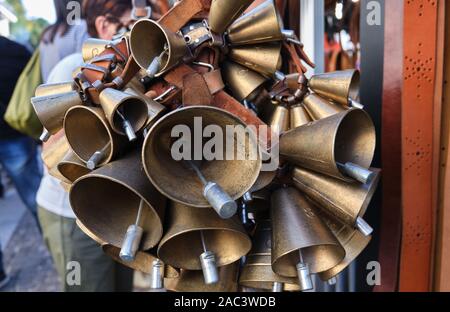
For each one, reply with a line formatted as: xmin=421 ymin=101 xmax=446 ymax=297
xmin=348 ymin=70 xmax=360 ymax=101
xmin=64 ymin=106 xmax=114 ymax=166
xmin=130 ymin=19 xmax=170 ymax=74
xmin=272 ymin=244 xmax=346 ymax=277
xmin=333 ymin=109 xmax=376 ymax=172
xmin=157 ymin=228 xmax=251 ymax=271
xmin=142 ymin=106 xmax=262 ymax=208
xmin=70 ymin=175 xmax=163 ymax=250
xmin=57 ymin=162 xmax=91 ymax=183
xmin=239 ymin=263 xmax=301 ymax=292
xmin=112 ymin=97 xmax=149 ymax=135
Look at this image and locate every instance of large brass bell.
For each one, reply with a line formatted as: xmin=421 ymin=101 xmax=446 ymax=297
xmin=64 ymin=106 xmax=127 ymax=169
xmin=208 ymin=0 xmax=254 ymax=34
xmin=157 ymin=202 xmax=251 ymax=285
xmin=316 ymin=212 xmax=372 ymax=283
xmin=70 ymin=151 xmax=166 ymax=252
xmin=228 ymin=43 xmax=283 ymax=78
xmin=98 ymin=88 xmax=149 ymax=141
xmin=279 ymin=109 xmax=376 ymax=181
xmin=41 ymin=133 xmax=70 ymax=183
xmin=239 ymin=220 xmax=300 ymax=292
xmin=308 ymin=70 xmax=360 ymax=106
xmin=130 ymin=19 xmax=188 ymax=78
xmin=165 ymin=263 xmax=240 ymax=292
xmin=227 ymin=0 xmax=284 ymax=46
xmin=290 ymin=104 xmax=312 ymax=129
xmin=31 ymin=88 xmax=82 ymax=142
xmin=142 ymin=106 xmax=262 ymax=216
xmin=303 ymin=93 xmax=346 ymax=120
xmin=292 ymin=166 xmax=381 ymax=236
xmin=57 ymin=150 xmax=91 ymax=183
xmin=271 ymin=188 xmax=345 ymax=291
xmin=222 ymin=61 xmax=267 ymax=102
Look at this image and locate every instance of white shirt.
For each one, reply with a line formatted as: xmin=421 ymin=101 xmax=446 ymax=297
xmin=36 ymin=53 xmax=84 ymax=218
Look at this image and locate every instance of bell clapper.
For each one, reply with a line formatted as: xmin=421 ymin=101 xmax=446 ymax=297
xmin=199 ymin=230 xmax=219 ymax=285
xmin=296 ymin=249 xmax=314 ymax=291
xmin=146 ymin=44 xmax=169 ymax=78
xmin=356 ymin=216 xmax=373 ymax=237
xmin=119 ymin=199 xmax=145 ymax=262
xmin=86 ymin=142 xmax=112 ymax=170
xmin=187 ymin=160 xmax=238 ymax=219
xmin=337 ymin=162 xmax=375 ymax=184
xmin=327 ymin=276 xmax=337 ymax=286
xmin=40 ymin=128 xmax=51 ymax=142
xmin=272 ymin=282 xmax=284 ymax=292
xmin=150 ymin=259 xmax=164 ymax=290
xmin=116 ymin=109 xmax=137 ymax=142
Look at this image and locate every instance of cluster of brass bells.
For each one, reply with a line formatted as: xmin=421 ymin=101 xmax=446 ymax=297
xmin=30 ymin=0 xmax=380 ymax=292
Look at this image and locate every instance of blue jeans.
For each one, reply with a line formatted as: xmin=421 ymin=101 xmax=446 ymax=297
xmin=0 ymin=137 xmax=42 ymax=220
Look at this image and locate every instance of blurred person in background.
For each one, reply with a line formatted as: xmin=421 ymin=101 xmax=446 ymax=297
xmin=36 ymin=0 xmax=136 ymax=292
xmin=0 ymin=35 xmax=42 ymax=290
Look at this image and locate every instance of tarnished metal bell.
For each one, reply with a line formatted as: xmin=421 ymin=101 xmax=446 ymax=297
xmin=222 ymin=61 xmax=266 ymax=102
xmin=42 ymin=133 xmax=71 ymax=183
xmin=290 ymin=104 xmax=312 ymax=129
xmin=98 ymin=88 xmax=149 ymax=140
xmin=269 ymin=103 xmax=290 ymax=135
xmin=70 ymin=151 xmax=166 ymax=251
xmin=123 ymin=88 xmax=166 ymax=129
xmin=64 ymin=106 xmax=126 ymax=168
xmin=303 ymin=93 xmax=346 ymax=120
xmin=228 ymin=43 xmax=283 ymax=77
xmin=227 ymin=0 xmax=284 ymax=46
xmin=130 ymin=19 xmax=188 ymax=77
xmin=34 ymin=81 xmax=77 ymax=97
xmin=292 ymin=166 xmax=381 ymax=231
xmin=31 ymin=91 xmax=82 ymax=136
xmin=239 ymin=220 xmax=300 ymax=291
xmin=81 ymin=38 xmax=121 ymax=62
xmin=208 ymin=0 xmax=254 ymax=34
xmin=279 ymin=109 xmax=376 ymax=181
xmin=317 ymin=212 xmax=372 ymax=282
xmin=308 ymin=70 xmax=360 ymax=106
xmin=142 ymin=106 xmax=262 ymax=209
xmin=165 ymin=262 xmax=240 ymax=292
xmin=157 ymin=201 xmax=251 ymax=271
xmin=271 ymin=188 xmax=345 ymax=278
xmin=57 ymin=150 xmax=91 ymax=183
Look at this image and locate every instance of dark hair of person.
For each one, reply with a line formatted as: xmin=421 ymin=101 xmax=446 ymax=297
xmin=41 ymin=0 xmax=83 ymax=44
xmin=82 ymin=0 xmax=133 ymax=38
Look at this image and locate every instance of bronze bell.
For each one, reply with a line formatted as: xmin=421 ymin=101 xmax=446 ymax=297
xmin=142 ymin=106 xmax=262 ymax=213
xmin=123 ymin=88 xmax=166 ymax=129
xmin=129 ymin=19 xmax=188 ymax=78
xmin=70 ymin=151 xmax=166 ymax=251
xmin=81 ymin=38 xmax=120 ymax=62
xmin=35 ymin=81 xmax=77 ymax=97
xmin=208 ymin=0 xmax=254 ymax=34
xmin=308 ymin=70 xmax=360 ymax=106
xmin=269 ymin=103 xmax=290 ymax=135
xmin=279 ymin=109 xmax=376 ymax=181
xmin=98 ymin=88 xmax=149 ymax=141
xmin=228 ymin=43 xmax=283 ymax=77
xmin=222 ymin=61 xmax=267 ymax=102
xmin=317 ymin=212 xmax=372 ymax=283
xmin=31 ymin=90 xmax=83 ymax=139
xmin=57 ymin=150 xmax=91 ymax=183
xmin=42 ymin=133 xmax=70 ymax=183
xmin=240 ymin=220 xmax=300 ymax=292
xmin=303 ymin=93 xmax=346 ymax=120
xmin=64 ymin=106 xmax=127 ymax=168
xmin=165 ymin=262 xmax=240 ymax=292
xmin=290 ymin=104 xmax=312 ymax=129
xmin=227 ymin=0 xmax=284 ymax=46
xmin=271 ymin=188 xmax=345 ymax=290
xmin=292 ymin=166 xmax=381 ymax=235
xmin=157 ymin=201 xmax=251 ymax=273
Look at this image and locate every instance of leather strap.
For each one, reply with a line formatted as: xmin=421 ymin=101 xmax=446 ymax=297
xmin=183 ymin=72 xmax=212 ymax=106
